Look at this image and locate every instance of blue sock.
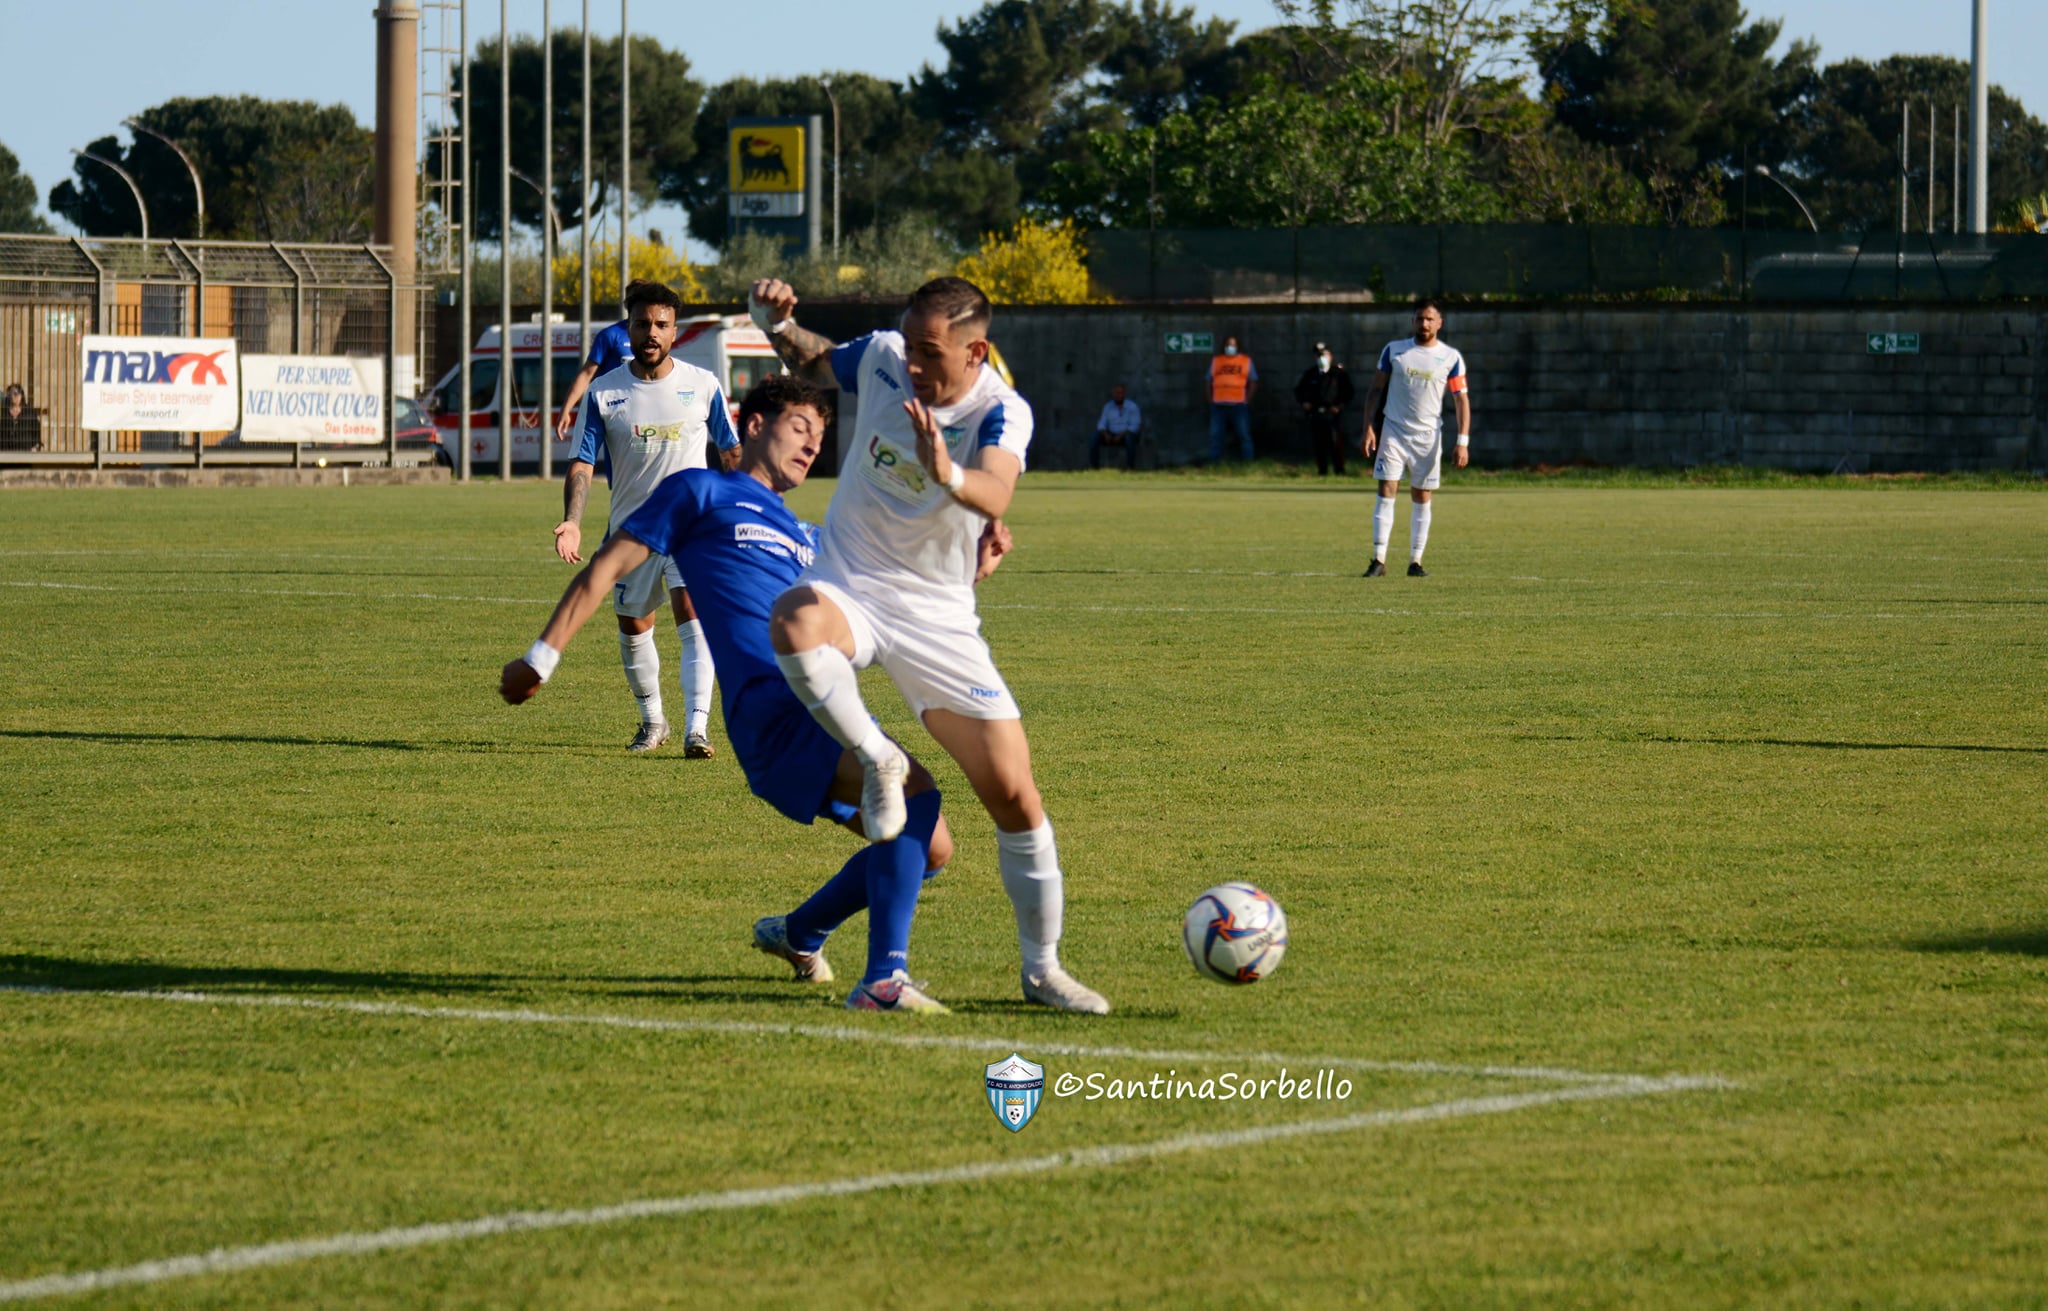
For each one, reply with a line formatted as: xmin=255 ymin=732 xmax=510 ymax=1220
xmin=863 ymin=790 xmax=941 ymax=984
xmin=785 ymin=847 xmax=871 ymax=953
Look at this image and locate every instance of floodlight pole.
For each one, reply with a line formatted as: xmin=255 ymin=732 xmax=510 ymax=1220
xmin=123 ymin=120 xmax=203 ymax=238
xmin=618 ymin=0 xmax=630 ymax=300
xmin=459 ymin=0 xmax=472 ymax=482
xmin=540 ymin=0 xmax=554 ymax=481
xmin=820 ymin=75 xmax=840 ymax=261
xmin=580 ymin=0 xmax=592 ymax=383
xmin=72 ymin=149 xmax=148 ymax=245
xmin=1968 ymin=0 xmax=1988 ymax=233
xmin=498 ymin=0 xmax=513 ymax=481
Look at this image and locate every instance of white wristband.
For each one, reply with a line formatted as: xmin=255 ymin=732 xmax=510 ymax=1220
xmin=1456 ymin=434 xmax=1470 ymax=447
xmin=524 ymin=639 xmax=562 ymax=682
xmin=943 ymin=463 xmax=967 ymax=494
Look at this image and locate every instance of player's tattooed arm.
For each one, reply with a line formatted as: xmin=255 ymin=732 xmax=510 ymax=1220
xmin=750 ymin=277 xmax=841 ymax=389
xmin=555 ymin=460 xmax=595 ymax=563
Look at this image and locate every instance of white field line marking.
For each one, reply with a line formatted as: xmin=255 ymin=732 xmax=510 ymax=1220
xmin=4 ymin=580 xmax=2021 ymax=624
xmin=0 ymin=985 xmax=1653 ymax=1085
xmin=0 ymin=1074 xmax=1727 ymax=1304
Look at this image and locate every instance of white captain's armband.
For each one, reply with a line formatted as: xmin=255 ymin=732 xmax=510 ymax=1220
xmin=524 ymin=639 xmax=562 ymax=682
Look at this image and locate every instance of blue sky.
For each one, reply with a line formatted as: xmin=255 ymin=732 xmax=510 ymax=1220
xmin=3 ymin=0 xmax=2040 ymax=249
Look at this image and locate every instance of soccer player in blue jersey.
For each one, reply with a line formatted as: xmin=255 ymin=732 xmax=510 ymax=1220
xmin=750 ymin=274 xmax=1112 ymax=1015
xmin=502 ymin=376 xmax=999 ymax=1013
xmin=552 ymin=281 xmax=739 ymax=756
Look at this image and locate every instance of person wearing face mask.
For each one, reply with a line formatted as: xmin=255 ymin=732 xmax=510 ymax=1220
xmin=1205 ymin=335 xmax=1257 ymax=462
xmin=1293 ymin=343 xmax=1354 ymax=476
xmin=0 ymin=383 xmax=41 ymax=453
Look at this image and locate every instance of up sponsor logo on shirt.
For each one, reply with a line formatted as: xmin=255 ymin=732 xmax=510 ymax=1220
xmin=631 ymin=421 xmax=689 ymax=446
xmin=860 ymin=432 xmax=931 ymax=503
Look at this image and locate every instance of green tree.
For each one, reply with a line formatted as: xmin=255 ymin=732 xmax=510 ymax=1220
xmin=0 ymin=142 xmax=52 ymax=234
xmin=1783 ymin=55 xmax=2048 ymax=233
xmin=1095 ymin=0 xmax=1241 ymax=127
xmin=447 ymin=31 xmax=702 ymax=241
xmin=1537 ymin=0 xmax=1816 ymax=219
xmin=49 ymin=98 xmax=372 ymax=242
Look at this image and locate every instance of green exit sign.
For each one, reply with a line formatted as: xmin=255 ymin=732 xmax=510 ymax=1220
xmin=1163 ymin=332 xmax=1214 ymax=355
xmin=1867 ymin=332 xmax=1921 ymax=355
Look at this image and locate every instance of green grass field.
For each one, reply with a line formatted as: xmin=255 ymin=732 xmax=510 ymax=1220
xmin=2 ymin=473 xmax=2044 ymax=1307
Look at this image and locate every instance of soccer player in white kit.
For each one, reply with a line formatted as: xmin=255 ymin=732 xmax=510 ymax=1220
xmin=552 ymin=281 xmax=739 ymax=753
xmin=748 ymin=274 xmax=1111 ymax=1015
xmin=1360 ymin=298 xmax=1471 ymax=577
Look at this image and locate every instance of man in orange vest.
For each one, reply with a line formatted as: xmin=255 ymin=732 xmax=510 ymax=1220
xmin=1206 ymin=335 xmax=1258 ymax=462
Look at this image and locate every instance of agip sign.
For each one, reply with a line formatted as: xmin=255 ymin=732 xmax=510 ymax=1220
xmin=729 ymin=124 xmax=805 ymax=219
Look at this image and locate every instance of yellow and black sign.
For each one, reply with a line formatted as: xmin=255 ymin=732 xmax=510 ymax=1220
xmin=729 ymin=125 xmax=805 ymax=193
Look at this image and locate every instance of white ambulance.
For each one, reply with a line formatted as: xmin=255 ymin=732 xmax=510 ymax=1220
xmin=426 ymin=313 xmax=783 ymax=468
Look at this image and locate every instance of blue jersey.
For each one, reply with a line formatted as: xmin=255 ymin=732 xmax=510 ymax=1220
xmin=586 ymin=321 xmax=631 ymax=375
xmin=618 ymin=467 xmax=817 ymax=738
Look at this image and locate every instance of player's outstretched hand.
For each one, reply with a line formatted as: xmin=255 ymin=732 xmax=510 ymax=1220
xmin=975 ymin=518 xmax=1014 ymax=582
xmin=749 ymin=278 xmax=798 ymax=326
xmin=500 ymin=658 xmax=543 ymax=705
xmin=553 ymin=520 xmax=583 ymax=563
xmin=904 ymin=399 xmax=954 ymax=486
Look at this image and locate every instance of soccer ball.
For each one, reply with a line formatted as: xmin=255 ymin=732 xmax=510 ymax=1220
xmin=1182 ymin=883 xmax=1288 ymax=985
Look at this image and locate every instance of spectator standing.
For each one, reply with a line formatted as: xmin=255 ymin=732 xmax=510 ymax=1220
xmin=1205 ymin=335 xmax=1257 ymax=462
xmin=1293 ymin=343 xmax=1354 ymax=476
xmin=1091 ymin=383 xmax=1141 ymax=469
xmin=0 ymin=383 xmax=40 ymax=452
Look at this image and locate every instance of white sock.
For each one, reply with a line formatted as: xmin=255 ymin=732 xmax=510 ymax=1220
xmin=619 ymin=629 xmax=663 ymax=725
xmin=676 ymin=619 xmax=714 ymax=738
xmin=1410 ymin=501 xmax=1432 ymax=563
xmin=1372 ymin=495 xmax=1396 ymax=561
xmin=774 ymin=647 xmax=886 ymax=761
xmin=997 ymin=820 xmax=1063 ymax=975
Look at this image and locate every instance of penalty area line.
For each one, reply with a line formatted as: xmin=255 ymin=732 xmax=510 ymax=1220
xmin=0 ymin=1075 xmax=1724 ymax=1304
xmin=2 ymin=984 xmax=1671 ymax=1086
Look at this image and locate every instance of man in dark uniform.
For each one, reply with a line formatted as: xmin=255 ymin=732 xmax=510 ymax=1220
xmin=1293 ymin=343 xmax=1354 ymax=475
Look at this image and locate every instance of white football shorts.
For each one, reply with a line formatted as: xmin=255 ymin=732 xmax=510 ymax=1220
xmin=1373 ymin=435 xmax=1442 ymax=490
xmin=612 ymin=543 xmax=686 ymax=618
xmin=795 ymin=572 xmax=1020 ymax=721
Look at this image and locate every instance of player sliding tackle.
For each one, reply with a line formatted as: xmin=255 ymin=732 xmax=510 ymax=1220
xmin=751 ymin=274 xmax=1112 ymax=1015
xmin=502 ymin=377 xmax=1000 ymax=1012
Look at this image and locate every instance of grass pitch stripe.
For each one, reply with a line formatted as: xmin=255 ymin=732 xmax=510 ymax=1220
xmin=0 ymin=1076 xmax=1725 ymax=1304
xmin=3 ymin=984 xmax=1654 ymax=1085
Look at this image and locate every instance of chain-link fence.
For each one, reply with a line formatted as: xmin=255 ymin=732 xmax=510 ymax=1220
xmin=1089 ymin=226 xmax=2048 ymax=303
xmin=0 ymin=236 xmax=433 ymax=464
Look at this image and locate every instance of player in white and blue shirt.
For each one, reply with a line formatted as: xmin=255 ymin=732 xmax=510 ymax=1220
xmin=503 ymin=377 xmax=981 ymax=1010
xmin=1360 ymin=298 xmax=1471 ymax=577
xmin=551 ymin=282 xmax=738 ymax=754
xmin=746 ymin=274 xmax=1112 ymax=1016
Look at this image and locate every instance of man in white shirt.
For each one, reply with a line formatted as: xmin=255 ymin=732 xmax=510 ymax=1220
xmin=747 ymin=273 xmax=1112 ymax=1015
xmin=552 ymin=280 xmax=740 ymax=753
xmin=1091 ymin=383 xmax=1141 ymax=469
xmin=1360 ymin=299 xmax=1471 ymax=577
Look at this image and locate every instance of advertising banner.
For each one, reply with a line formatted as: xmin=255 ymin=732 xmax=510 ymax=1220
xmin=239 ymin=355 xmax=386 ymax=444
xmin=80 ymin=335 xmax=240 ymax=432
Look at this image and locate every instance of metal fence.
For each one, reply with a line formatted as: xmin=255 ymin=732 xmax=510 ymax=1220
xmin=0 ymin=235 xmax=433 ymax=465
xmin=1089 ymin=226 xmax=2048 ymax=303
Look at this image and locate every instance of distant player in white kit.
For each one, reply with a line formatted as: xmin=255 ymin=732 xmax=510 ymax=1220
xmin=749 ymin=273 xmax=1111 ymax=1015
xmin=552 ymin=280 xmax=739 ymax=753
xmin=1360 ymin=299 xmax=1471 ymax=577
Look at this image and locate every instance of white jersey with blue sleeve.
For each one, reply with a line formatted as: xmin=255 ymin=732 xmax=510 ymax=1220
xmin=574 ymin=359 xmax=739 ymax=526
xmin=1375 ymin=338 xmax=1468 ymax=452
xmin=818 ymin=330 xmax=1032 ymax=609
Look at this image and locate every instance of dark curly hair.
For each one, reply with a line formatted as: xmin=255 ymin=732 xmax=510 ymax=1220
xmin=737 ymin=373 xmax=827 ymax=435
